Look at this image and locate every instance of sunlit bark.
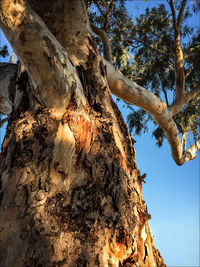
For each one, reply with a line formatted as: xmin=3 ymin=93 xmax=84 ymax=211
xmin=0 ymin=0 xmax=84 ymax=114
xmin=104 ymin=59 xmax=200 ymax=165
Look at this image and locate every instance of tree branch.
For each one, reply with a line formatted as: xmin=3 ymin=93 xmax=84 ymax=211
xmin=158 ymin=73 xmax=169 ymax=106
xmin=169 ymin=0 xmax=178 ymax=36
xmin=182 ymin=139 xmax=200 ymax=163
xmin=185 ymin=85 xmax=200 ymax=102
xmin=103 ymin=58 xmax=200 ymax=165
xmin=170 ymin=84 xmax=200 ymax=116
xmin=162 ymin=87 xmax=169 ymax=106
xmin=168 ymin=0 xmax=186 ymax=118
xmin=103 ymin=0 xmax=118 ymax=31
xmin=185 ymin=67 xmax=193 ymax=79
xmin=93 ymin=0 xmax=105 ymax=18
xmin=177 ymin=0 xmax=187 ymax=29
xmin=0 ymin=0 xmax=83 ymax=114
xmin=91 ymin=24 xmax=112 ymax=63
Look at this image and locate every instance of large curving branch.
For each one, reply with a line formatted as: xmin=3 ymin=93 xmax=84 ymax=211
xmin=0 ymin=0 xmax=83 ymax=114
xmin=91 ymin=24 xmax=112 ymax=63
xmin=103 ymin=58 xmax=200 ymax=165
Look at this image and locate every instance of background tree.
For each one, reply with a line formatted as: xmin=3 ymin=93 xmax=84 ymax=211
xmin=0 ymin=0 xmax=199 ymax=266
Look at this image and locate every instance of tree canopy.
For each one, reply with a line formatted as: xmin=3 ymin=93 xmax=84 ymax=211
xmin=86 ymin=0 xmax=200 ymax=161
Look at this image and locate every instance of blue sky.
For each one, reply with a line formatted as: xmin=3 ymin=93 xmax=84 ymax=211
xmin=117 ymin=99 xmax=199 ymax=266
xmin=0 ymin=1 xmax=200 ymax=266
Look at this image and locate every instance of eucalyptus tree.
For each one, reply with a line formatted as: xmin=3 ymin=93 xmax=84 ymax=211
xmin=89 ymin=0 xmax=200 ymax=164
xmin=0 ymin=0 xmax=199 ymax=266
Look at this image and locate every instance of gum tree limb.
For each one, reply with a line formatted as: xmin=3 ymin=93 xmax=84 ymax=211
xmin=103 ymin=58 xmax=200 ymax=165
xmin=0 ymin=0 xmax=83 ymax=114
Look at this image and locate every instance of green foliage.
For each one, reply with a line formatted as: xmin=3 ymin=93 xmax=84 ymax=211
xmin=87 ymin=0 xmax=135 ymax=70
xmin=87 ymin=1 xmax=200 ymax=147
xmin=86 ymin=0 xmax=200 ymax=146
xmin=152 ymin=127 xmax=165 ymax=147
xmin=127 ymin=108 xmax=149 ymax=135
xmin=174 ymin=96 xmax=200 ymax=140
xmin=125 ymin=3 xmax=200 ymax=146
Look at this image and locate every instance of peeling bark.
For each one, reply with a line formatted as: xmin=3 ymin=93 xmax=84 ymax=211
xmin=0 ymin=0 xmax=168 ymax=265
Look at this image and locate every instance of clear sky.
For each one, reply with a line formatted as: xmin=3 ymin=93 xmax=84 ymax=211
xmin=0 ymin=1 xmax=200 ymax=266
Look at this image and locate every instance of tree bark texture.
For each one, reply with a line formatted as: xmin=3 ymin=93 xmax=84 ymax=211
xmin=0 ymin=0 xmax=166 ymax=266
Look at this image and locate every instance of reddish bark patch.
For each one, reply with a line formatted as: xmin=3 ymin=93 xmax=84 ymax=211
xmin=138 ymin=209 xmax=151 ymax=226
xmin=123 ymin=253 xmax=139 ymax=265
xmin=110 ymin=97 xmax=136 ymax=172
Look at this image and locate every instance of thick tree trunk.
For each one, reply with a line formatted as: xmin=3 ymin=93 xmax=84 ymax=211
xmin=0 ymin=0 xmax=166 ymax=266
xmin=0 ymin=81 xmax=165 ymax=267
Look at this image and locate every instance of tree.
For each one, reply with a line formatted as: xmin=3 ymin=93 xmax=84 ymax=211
xmin=88 ymin=0 xmax=200 ymax=165
xmin=125 ymin=2 xmax=200 ymax=149
xmin=0 ymin=0 xmax=199 ymax=266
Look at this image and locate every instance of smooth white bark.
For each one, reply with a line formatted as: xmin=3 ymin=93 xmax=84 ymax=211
xmin=0 ymin=0 xmax=84 ymax=114
xmin=104 ymin=59 xmax=200 ymax=165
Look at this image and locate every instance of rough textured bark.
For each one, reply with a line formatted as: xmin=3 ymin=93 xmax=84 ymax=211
xmin=0 ymin=0 xmax=166 ymax=266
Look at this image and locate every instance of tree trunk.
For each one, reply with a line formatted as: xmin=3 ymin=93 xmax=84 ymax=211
xmin=0 ymin=1 xmax=166 ymax=266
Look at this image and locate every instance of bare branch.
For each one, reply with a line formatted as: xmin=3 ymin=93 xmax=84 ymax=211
xmin=185 ymin=67 xmax=193 ymax=79
xmin=168 ymin=0 xmax=186 ymax=116
xmin=103 ymin=59 xmax=168 ymax=116
xmin=170 ymin=84 xmax=200 ymax=116
xmin=181 ymin=132 xmax=187 ymax=152
xmin=182 ymin=139 xmax=200 ymax=163
xmin=163 ymin=87 xmax=169 ymax=106
xmin=185 ymin=85 xmax=200 ymax=102
xmin=169 ymin=0 xmax=178 ymax=36
xmin=93 ymin=0 xmax=118 ymax=31
xmin=103 ymin=0 xmax=118 ymax=30
xmin=103 ymin=58 xmax=200 ymax=165
xmin=177 ymin=0 xmax=187 ymax=29
xmin=158 ymin=73 xmax=169 ymax=106
xmin=91 ymin=24 xmax=112 ymax=63
xmin=93 ymin=0 xmax=105 ymax=18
